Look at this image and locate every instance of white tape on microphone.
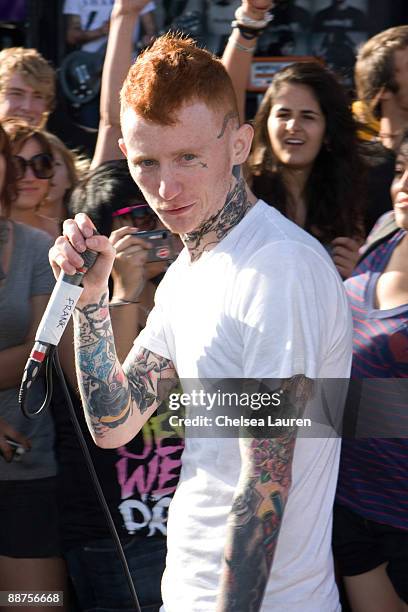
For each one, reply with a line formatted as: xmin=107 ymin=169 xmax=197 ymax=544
xmin=35 ymin=276 xmax=84 ymax=346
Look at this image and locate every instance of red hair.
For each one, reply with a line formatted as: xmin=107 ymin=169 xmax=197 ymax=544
xmin=120 ymin=34 xmax=238 ymax=125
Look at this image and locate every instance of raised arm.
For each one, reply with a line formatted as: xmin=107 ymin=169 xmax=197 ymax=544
xmin=107 ymin=226 xmax=150 ymax=363
xmin=91 ymin=0 xmax=153 ymax=168
xmin=222 ymin=1 xmax=273 ymax=122
xmin=49 ymin=214 xmax=177 ymax=448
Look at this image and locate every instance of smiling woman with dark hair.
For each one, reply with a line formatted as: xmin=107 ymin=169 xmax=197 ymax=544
xmin=248 ymin=61 xmax=364 ymax=245
xmin=2 ymin=119 xmax=60 ymax=238
xmin=223 ymin=0 xmax=366 ymax=278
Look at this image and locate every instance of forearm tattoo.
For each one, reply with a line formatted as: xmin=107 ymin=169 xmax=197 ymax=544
xmin=218 ymin=378 xmax=309 ymax=611
xmin=218 ymin=433 xmax=296 ymax=612
xmin=74 ymin=292 xmax=175 ymax=439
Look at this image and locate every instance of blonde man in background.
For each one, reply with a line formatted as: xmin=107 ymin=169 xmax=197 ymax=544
xmin=0 ymin=47 xmax=55 ymax=128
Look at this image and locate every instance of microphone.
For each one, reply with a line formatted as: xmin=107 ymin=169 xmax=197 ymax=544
xmin=19 ymin=247 xmax=98 ymax=414
xmin=30 ymin=247 xmax=98 ymax=361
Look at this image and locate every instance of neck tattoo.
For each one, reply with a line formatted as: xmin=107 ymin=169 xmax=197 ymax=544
xmin=184 ymin=170 xmax=252 ymax=261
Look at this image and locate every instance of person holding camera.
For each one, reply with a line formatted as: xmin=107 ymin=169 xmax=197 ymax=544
xmin=56 ymin=160 xmax=183 ymax=612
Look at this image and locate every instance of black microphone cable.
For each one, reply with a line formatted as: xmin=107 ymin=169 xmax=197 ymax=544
xmin=19 ymin=246 xmax=99 ymax=418
xmin=53 ymin=350 xmax=142 ymax=612
xmin=18 ymin=245 xmax=142 ymax=612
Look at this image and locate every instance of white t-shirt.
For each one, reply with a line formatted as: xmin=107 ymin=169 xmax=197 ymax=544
xmin=63 ymin=0 xmax=155 ymax=53
xmin=136 ymin=200 xmax=351 ymax=611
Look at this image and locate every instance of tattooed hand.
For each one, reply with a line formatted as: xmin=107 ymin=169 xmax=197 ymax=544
xmin=49 ymin=213 xmax=116 ymax=306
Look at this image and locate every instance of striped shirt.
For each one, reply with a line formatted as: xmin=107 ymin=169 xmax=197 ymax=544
xmin=336 ymin=229 xmax=408 ymax=530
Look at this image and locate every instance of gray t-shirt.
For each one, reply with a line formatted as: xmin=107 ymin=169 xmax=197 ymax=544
xmin=0 ymin=222 xmax=56 ymax=481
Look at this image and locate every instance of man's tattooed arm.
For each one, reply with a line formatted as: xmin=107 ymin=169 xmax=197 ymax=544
xmin=216 ymin=378 xmax=311 ymax=612
xmin=74 ymin=292 xmax=177 ymax=447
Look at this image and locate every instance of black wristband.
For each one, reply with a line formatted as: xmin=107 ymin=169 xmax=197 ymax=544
xmin=234 ymin=23 xmax=265 ymax=40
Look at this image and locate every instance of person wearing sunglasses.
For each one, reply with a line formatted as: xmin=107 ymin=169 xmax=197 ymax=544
xmin=40 ymin=131 xmax=87 ymax=228
xmin=112 ymin=203 xmax=158 ymax=232
xmin=0 ymin=123 xmax=68 ymax=609
xmin=2 ymin=120 xmax=60 ymax=239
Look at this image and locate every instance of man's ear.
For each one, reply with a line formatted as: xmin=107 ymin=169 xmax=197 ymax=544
xmin=231 ymin=122 xmax=254 ymax=166
xmin=118 ymin=138 xmax=128 ymax=158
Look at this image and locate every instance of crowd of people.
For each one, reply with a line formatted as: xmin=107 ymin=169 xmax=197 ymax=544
xmin=0 ymin=1 xmax=407 ymax=611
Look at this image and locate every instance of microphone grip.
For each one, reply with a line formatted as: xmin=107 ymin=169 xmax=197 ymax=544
xmin=19 ymin=240 xmax=100 ymax=417
xmin=61 ymin=247 xmax=99 ymax=287
xmin=33 ymin=244 xmax=99 ymax=348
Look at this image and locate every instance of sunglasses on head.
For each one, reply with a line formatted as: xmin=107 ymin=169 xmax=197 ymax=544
xmin=112 ymin=204 xmax=157 ymax=230
xmin=12 ymin=153 xmax=54 ymax=180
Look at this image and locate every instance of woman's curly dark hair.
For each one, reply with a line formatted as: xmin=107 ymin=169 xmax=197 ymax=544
xmin=248 ymin=62 xmax=365 ymax=242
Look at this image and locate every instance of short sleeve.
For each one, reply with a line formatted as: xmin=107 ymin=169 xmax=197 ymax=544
xmin=134 ymin=276 xmax=172 ymax=360
xmin=235 ymin=243 xmax=340 ymax=380
xmin=30 ymin=231 xmax=55 ymax=297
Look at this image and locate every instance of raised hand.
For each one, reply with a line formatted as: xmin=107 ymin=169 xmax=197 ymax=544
xmin=242 ymin=0 xmax=274 ymax=20
xmin=109 ymin=226 xmax=150 ymax=302
xmin=331 ymin=236 xmax=363 ymax=279
xmin=111 ymin=0 xmax=153 ymax=18
xmin=49 ymin=213 xmax=116 ymax=306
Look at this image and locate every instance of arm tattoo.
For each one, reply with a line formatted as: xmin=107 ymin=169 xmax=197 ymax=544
xmin=217 ymin=111 xmax=239 ymax=139
xmin=184 ymin=171 xmax=252 ymax=261
xmin=217 ymin=433 xmax=296 ymax=612
xmin=123 ymin=347 xmax=176 ymax=416
xmin=74 ymin=292 xmax=176 ymax=440
xmin=217 ymin=378 xmax=310 ymax=611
